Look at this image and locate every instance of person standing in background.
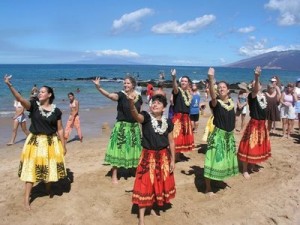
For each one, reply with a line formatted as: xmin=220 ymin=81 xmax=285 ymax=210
xmin=189 ymin=82 xmax=202 ymax=133
xmin=295 ymin=78 xmax=300 ymax=133
xmin=7 ymin=94 xmax=30 ymax=146
xmin=64 ymin=92 xmax=83 ymax=142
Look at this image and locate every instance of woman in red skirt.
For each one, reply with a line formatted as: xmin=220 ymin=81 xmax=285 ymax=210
xmin=128 ymin=94 xmax=176 ymax=225
xmin=238 ymin=66 xmax=271 ymax=179
xmin=171 ymin=69 xmax=194 ymax=161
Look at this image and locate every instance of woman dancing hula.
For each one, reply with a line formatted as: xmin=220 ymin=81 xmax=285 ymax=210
xmin=93 ymin=76 xmax=143 ymax=184
xmin=204 ymin=67 xmax=239 ymax=195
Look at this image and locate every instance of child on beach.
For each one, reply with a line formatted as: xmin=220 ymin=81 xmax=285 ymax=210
xmin=204 ymin=68 xmax=239 ymax=195
xmin=238 ymin=67 xmax=271 ymax=179
xmin=128 ymin=94 xmax=176 ymax=225
xmin=93 ymin=76 xmax=143 ymax=184
xmin=4 ymin=74 xmax=67 ymax=210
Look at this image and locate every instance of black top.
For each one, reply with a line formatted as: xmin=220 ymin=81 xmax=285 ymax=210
xmin=28 ymin=100 xmax=62 ymax=135
xmin=141 ymin=111 xmax=174 ymax=150
xmin=248 ymin=94 xmax=266 ymax=120
xmin=172 ymin=89 xmax=190 ymax=114
xmin=116 ymin=91 xmax=143 ymax=123
xmin=210 ymin=100 xmax=235 ymax=132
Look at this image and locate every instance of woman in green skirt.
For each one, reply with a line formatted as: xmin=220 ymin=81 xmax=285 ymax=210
xmin=93 ymin=76 xmax=143 ymax=184
xmin=204 ymin=68 xmax=239 ymax=196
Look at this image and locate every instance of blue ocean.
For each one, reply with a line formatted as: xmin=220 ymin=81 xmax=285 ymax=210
xmin=0 ymin=64 xmax=299 ymax=117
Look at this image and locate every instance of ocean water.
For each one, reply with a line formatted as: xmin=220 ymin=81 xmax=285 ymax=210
xmin=0 ymin=64 xmax=299 ymax=117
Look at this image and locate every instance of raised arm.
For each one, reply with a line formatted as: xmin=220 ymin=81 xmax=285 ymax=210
xmin=127 ymin=94 xmax=144 ymax=123
xmin=207 ymin=67 xmax=217 ymax=107
xmin=251 ymin=66 xmax=261 ymax=98
xmin=4 ymin=74 xmax=31 ymax=110
xmin=171 ymin=69 xmax=179 ymax=94
xmin=92 ymin=77 xmax=119 ymax=101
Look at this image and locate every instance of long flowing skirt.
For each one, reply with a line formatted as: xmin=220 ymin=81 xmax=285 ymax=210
xmin=172 ymin=113 xmax=194 ymax=153
xmin=18 ymin=133 xmax=67 ymax=183
xmin=204 ymin=127 xmax=239 ymax=181
xmin=104 ymin=121 xmax=142 ymax=168
xmin=132 ymin=148 xmax=176 ymax=207
xmin=238 ymin=118 xmax=271 ymax=163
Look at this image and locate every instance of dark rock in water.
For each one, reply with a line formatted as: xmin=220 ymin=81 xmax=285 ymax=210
xmin=229 ymin=83 xmax=240 ymax=90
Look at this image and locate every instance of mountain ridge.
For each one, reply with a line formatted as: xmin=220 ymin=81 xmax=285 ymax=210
xmin=226 ymin=50 xmax=300 ymax=71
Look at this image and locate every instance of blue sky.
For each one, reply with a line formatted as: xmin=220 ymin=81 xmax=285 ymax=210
xmin=0 ymin=0 xmax=299 ymax=66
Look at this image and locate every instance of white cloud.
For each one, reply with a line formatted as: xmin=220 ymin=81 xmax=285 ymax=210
xmin=239 ymin=37 xmax=300 ymax=56
xmin=112 ymin=8 xmax=154 ymax=33
xmin=238 ymin=26 xmax=255 ymax=33
xmin=265 ymin=0 xmax=300 ymax=26
xmin=85 ymin=49 xmax=139 ymax=58
xmin=151 ymin=14 xmax=216 ymax=34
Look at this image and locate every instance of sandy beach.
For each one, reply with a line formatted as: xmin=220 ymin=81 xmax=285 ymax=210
xmin=1 ymin=101 xmax=300 ymax=225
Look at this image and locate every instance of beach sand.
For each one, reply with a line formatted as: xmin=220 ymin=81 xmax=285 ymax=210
xmin=0 ymin=103 xmax=300 ymax=225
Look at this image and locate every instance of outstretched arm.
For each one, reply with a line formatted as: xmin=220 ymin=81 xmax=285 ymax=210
xmin=4 ymin=74 xmax=31 ymax=110
xmin=171 ymin=69 xmax=179 ymax=94
xmin=207 ymin=67 xmax=217 ymax=107
xmin=92 ymin=77 xmax=119 ymax=101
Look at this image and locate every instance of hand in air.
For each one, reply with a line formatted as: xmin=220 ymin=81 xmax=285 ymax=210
xmin=171 ymin=69 xmax=176 ymax=77
xmin=254 ymin=66 xmax=262 ymax=76
xmin=4 ymin=74 xmax=12 ymax=84
xmin=92 ymin=77 xmax=101 ymax=86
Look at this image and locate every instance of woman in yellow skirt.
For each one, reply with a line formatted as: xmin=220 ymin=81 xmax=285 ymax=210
xmin=4 ymin=74 xmax=67 ymax=210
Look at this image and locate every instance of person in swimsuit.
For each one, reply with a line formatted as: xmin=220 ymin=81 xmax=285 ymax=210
xmin=7 ymin=95 xmax=30 ymax=146
xmin=64 ymin=92 xmax=83 ymax=142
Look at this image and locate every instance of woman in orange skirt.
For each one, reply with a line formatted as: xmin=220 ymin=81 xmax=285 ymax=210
xmin=128 ymin=94 xmax=176 ymax=225
xmin=170 ymin=69 xmax=194 ymax=161
xmin=238 ymin=67 xmax=271 ymax=179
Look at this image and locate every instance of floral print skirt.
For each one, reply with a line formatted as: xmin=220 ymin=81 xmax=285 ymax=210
xmin=18 ymin=133 xmax=67 ymax=183
xmin=132 ymin=148 xmax=176 ymax=207
xmin=238 ymin=118 xmax=271 ymax=163
xmin=104 ymin=121 xmax=142 ymax=168
xmin=204 ymin=127 xmax=239 ymax=181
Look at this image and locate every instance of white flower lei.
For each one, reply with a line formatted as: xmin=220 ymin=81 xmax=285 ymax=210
xmin=36 ymin=101 xmax=56 ymax=118
xmin=217 ymin=98 xmax=234 ymax=111
xmin=178 ymin=87 xmax=192 ymax=106
xmin=149 ymin=113 xmax=168 ymax=135
xmin=257 ymin=93 xmax=267 ymax=109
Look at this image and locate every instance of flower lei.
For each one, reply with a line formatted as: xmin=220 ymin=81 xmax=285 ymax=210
xmin=122 ymin=90 xmax=140 ymax=103
xmin=149 ymin=113 xmax=168 ymax=135
xmin=178 ymin=87 xmax=192 ymax=106
xmin=217 ymin=98 xmax=234 ymax=111
xmin=257 ymin=93 xmax=267 ymax=109
xmin=36 ymin=101 xmax=56 ymax=118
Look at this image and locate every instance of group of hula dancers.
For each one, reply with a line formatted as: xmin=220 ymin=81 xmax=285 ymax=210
xmin=95 ymin=66 xmax=271 ymax=224
xmin=4 ymin=66 xmax=271 ymax=225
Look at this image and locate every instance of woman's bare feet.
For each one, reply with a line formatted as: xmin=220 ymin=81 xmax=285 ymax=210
xmin=24 ymin=199 xmax=31 ymax=211
xmin=150 ymin=209 xmax=160 ymax=217
xmin=205 ymin=191 xmax=216 ymax=197
xmin=243 ymin=172 xmax=251 ymax=179
xmin=6 ymin=142 xmax=14 ymax=146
